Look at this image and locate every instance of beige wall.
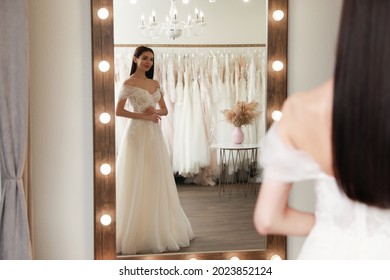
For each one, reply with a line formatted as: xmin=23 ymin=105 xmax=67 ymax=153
xmin=287 ymin=0 xmax=342 ymax=259
xmin=29 ymin=0 xmax=93 ymax=259
xmin=29 ymin=0 xmax=342 ymax=259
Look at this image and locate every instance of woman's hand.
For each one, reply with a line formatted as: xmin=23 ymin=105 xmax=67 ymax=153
xmin=144 ymin=106 xmax=156 ymax=115
xmin=145 ymin=113 xmax=161 ymax=123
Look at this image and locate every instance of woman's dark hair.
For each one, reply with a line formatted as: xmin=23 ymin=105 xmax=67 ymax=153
xmin=130 ymin=45 xmax=154 ymax=79
xmin=333 ymin=0 xmax=390 ymax=208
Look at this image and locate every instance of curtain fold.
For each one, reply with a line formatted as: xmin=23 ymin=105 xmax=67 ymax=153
xmin=0 ymin=0 xmax=32 ymax=259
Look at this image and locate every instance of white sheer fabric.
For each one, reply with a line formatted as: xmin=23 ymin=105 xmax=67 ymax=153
xmin=261 ymin=123 xmax=390 ymax=259
xmin=115 ymin=47 xmax=267 ymax=184
xmin=116 ymin=85 xmax=194 ymax=255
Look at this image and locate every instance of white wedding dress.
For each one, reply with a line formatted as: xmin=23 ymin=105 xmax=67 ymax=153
xmin=116 ymin=84 xmax=195 ymax=255
xmin=260 ymin=123 xmax=390 ymax=259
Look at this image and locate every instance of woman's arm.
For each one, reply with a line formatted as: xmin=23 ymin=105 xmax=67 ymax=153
xmin=155 ymin=93 xmax=168 ymax=116
xmin=253 ymin=180 xmax=315 ymax=236
xmin=116 ymin=99 xmax=161 ymax=123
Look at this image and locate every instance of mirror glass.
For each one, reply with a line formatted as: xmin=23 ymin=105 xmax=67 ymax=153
xmin=113 ymin=0 xmax=267 ymax=258
xmin=91 ymin=0 xmax=287 ymax=260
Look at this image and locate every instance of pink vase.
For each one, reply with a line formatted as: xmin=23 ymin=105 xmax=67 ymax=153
xmin=232 ymin=126 xmax=244 ymax=144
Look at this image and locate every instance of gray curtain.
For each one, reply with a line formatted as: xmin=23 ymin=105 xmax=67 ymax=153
xmin=0 ymin=0 xmax=32 ymax=259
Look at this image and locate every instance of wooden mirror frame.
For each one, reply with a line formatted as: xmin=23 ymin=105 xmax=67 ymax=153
xmin=91 ymin=0 xmax=288 ymax=260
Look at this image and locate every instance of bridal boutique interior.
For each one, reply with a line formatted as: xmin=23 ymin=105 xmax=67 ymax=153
xmin=114 ymin=46 xmax=267 ymax=182
xmin=1 ymin=0 xmax=342 ymax=260
xmin=111 ymin=0 xmax=270 ymax=259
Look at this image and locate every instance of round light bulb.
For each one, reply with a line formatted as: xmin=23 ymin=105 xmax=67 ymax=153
xmin=100 ymin=163 xmax=111 ymax=175
xmin=98 ymin=60 xmax=110 ymax=72
xmin=272 ymin=10 xmax=285 ymax=21
xmin=230 ymin=256 xmax=240 ymax=260
xmin=99 ymin=112 xmax=111 ymax=124
xmin=97 ymin=8 xmax=109 ymax=20
xmin=189 ymin=257 xmax=197 ymax=260
xmin=271 ymin=254 xmax=282 ymax=260
xmin=272 ymin=60 xmax=284 ymax=72
xmin=271 ymin=110 xmax=283 ymax=122
xmin=100 ymin=214 xmax=112 ymax=226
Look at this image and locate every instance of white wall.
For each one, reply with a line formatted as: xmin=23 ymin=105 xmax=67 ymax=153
xmin=29 ymin=0 xmax=342 ymax=259
xmin=287 ymin=0 xmax=342 ymax=259
xmin=113 ymin=0 xmax=267 ymax=45
xmin=29 ymin=0 xmax=93 ymax=259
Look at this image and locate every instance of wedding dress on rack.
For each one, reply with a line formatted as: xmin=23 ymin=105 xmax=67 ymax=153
xmin=190 ymin=55 xmax=211 ymax=174
xmin=160 ymin=54 xmax=175 ymax=161
xmin=172 ymin=54 xmax=186 ymax=174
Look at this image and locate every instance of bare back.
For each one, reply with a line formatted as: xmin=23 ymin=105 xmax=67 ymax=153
xmin=278 ymin=80 xmax=334 ymax=176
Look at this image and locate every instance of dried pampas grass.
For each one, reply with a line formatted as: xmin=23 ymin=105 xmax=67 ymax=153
xmin=222 ymin=100 xmax=260 ymax=127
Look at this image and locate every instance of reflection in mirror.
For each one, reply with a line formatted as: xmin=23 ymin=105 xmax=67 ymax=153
xmin=91 ymin=0 xmax=288 ymax=260
xmin=114 ymin=0 xmax=267 ymax=258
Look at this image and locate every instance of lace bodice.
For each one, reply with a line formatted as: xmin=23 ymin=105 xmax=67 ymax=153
xmin=118 ymin=84 xmax=162 ymax=113
xmin=261 ymin=123 xmax=390 ymax=256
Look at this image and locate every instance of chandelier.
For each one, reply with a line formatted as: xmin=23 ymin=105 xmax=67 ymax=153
xmin=138 ymin=0 xmax=206 ymax=40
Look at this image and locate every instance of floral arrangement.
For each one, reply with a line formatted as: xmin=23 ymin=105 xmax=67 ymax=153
xmin=222 ymin=100 xmax=260 ymax=127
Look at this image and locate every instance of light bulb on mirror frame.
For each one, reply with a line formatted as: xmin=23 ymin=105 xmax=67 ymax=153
xmin=100 ymin=163 xmax=112 ymax=175
xmin=99 ymin=112 xmax=111 ymax=124
xmin=271 ymin=110 xmax=283 ymax=122
xmin=98 ymin=60 xmax=110 ymax=72
xmin=272 ymin=10 xmax=285 ymax=21
xmin=272 ymin=60 xmax=284 ymax=72
xmin=97 ymin=8 xmax=109 ymax=20
xmin=230 ymin=256 xmax=240 ymax=260
xmin=100 ymin=214 xmax=112 ymax=226
xmin=270 ymin=254 xmax=282 ymax=260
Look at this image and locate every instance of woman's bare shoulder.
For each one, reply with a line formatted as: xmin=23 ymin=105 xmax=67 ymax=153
xmin=122 ymin=77 xmax=159 ymax=89
xmin=278 ymin=80 xmax=333 ymax=145
xmin=282 ymin=80 xmax=333 ymax=118
xmin=122 ymin=77 xmax=136 ymax=86
xmin=153 ymin=79 xmax=161 ymax=88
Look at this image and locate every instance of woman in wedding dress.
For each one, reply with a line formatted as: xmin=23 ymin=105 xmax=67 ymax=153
xmin=115 ymin=46 xmax=194 ymax=255
xmin=254 ymin=0 xmax=390 ymax=259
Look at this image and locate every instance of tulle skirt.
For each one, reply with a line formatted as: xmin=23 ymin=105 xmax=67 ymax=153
xmin=116 ymin=119 xmax=194 ymax=255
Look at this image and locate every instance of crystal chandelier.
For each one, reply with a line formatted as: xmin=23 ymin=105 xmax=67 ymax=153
xmin=138 ymin=0 xmax=206 ymax=40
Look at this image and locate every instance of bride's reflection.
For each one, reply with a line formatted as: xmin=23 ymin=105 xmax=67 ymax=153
xmin=113 ymin=0 xmax=268 ymax=257
xmin=116 ymin=46 xmax=195 ymax=255
xmin=115 ymin=44 xmax=267 ymax=256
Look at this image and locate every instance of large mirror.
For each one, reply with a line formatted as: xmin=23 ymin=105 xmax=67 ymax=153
xmin=91 ymin=0 xmax=288 ymax=260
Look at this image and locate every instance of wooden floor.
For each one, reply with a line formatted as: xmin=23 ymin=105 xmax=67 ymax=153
xmin=136 ymin=182 xmax=266 ymax=256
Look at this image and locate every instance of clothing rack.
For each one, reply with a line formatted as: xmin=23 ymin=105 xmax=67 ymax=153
xmin=115 ymin=43 xmax=266 ymax=48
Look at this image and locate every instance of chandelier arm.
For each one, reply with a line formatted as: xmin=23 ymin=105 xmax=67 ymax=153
xmin=138 ymin=0 xmax=206 ymax=40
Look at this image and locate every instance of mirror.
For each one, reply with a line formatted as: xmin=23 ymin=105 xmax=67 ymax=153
xmin=91 ymin=0 xmax=288 ymax=260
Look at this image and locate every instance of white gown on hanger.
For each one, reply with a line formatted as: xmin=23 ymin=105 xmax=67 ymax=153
xmin=190 ymin=56 xmax=211 ymax=173
xmin=261 ymin=123 xmax=390 ymax=259
xmin=172 ymin=55 xmax=184 ymax=174
xmin=116 ymin=84 xmax=194 ymax=255
xmin=160 ymin=54 xmax=175 ymax=162
xmin=179 ymin=60 xmax=194 ymax=175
